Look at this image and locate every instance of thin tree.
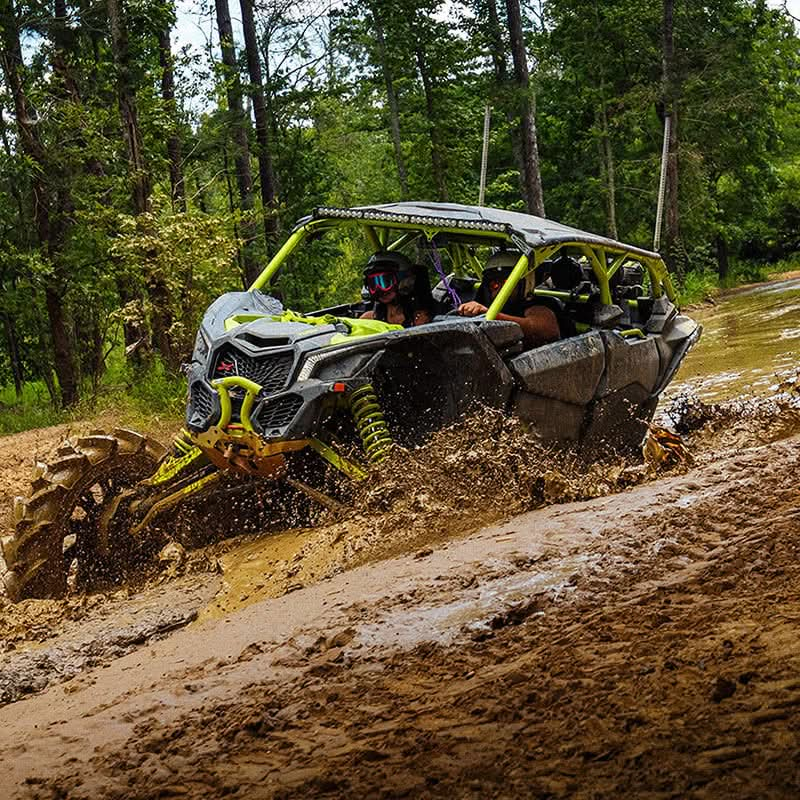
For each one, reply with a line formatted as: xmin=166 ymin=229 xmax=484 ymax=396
xmin=661 ymin=0 xmax=681 ymax=269
xmin=505 ymin=0 xmax=544 ymax=216
xmin=414 ymin=41 xmax=448 ymax=202
xmin=371 ymin=2 xmax=409 ymax=199
xmin=215 ymin=0 xmax=260 ymax=286
xmin=107 ymin=0 xmax=150 ymax=215
xmin=240 ymin=0 xmax=279 ymax=250
xmin=158 ymin=25 xmax=186 ymax=212
xmin=1 ymin=311 xmax=24 ymax=400
xmin=591 ymin=1 xmax=617 ymax=239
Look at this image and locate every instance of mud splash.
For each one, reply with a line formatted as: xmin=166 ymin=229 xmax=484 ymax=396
xmin=206 ymin=366 xmax=800 ymax=621
xmin=202 ymin=412 xmax=657 ymax=620
xmin=660 ymin=367 xmax=800 ymax=453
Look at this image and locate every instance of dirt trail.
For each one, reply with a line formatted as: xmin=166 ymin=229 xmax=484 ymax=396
xmin=2 ymin=283 xmax=800 ymax=797
xmin=0 ymin=427 xmax=798 ymax=798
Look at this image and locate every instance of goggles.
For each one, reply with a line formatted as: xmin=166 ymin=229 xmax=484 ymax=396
xmin=366 ymin=271 xmax=398 ymax=296
xmin=488 ymin=277 xmax=505 ymax=293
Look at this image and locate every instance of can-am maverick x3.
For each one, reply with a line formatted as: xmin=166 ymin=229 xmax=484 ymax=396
xmin=3 ymin=202 xmax=700 ymax=600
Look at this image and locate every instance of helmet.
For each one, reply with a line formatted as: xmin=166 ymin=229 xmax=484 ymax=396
xmin=485 ymin=250 xmax=522 ymax=270
xmin=479 ymin=249 xmax=525 ymax=307
xmin=364 ymin=251 xmax=415 ymax=298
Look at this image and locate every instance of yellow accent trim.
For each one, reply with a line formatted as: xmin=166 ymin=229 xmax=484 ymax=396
xmin=224 ymin=313 xmax=268 ymax=331
xmin=148 ymin=447 xmax=205 ymax=486
xmin=486 ymin=252 xmax=530 ymax=320
xmin=212 ymin=376 xmax=262 ymax=432
xmin=364 ymin=225 xmax=381 ymax=250
xmin=249 ymin=228 xmax=307 ymax=292
xmin=387 ymin=231 xmax=416 ymax=252
xmin=618 ymin=328 xmax=646 ymax=339
xmin=309 ymin=439 xmax=368 ymax=481
xmin=131 ymin=471 xmax=222 ymax=535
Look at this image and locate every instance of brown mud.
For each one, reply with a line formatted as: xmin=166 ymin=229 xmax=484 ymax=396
xmin=0 ymin=425 xmax=797 ymax=799
xmin=1 ymin=279 xmax=800 ymax=797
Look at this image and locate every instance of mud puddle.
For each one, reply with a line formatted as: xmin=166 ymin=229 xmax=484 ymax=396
xmin=356 ymin=553 xmax=597 ymax=649
xmin=199 ymin=412 xmax=654 ymax=622
xmin=671 ymin=276 xmax=800 ymax=401
xmin=4 ymin=431 xmax=799 ymax=799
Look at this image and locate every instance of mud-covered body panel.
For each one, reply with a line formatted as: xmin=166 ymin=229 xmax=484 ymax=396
xmin=186 ymin=285 xmax=700 ymax=461
xmin=186 ymin=299 xmax=515 ymax=447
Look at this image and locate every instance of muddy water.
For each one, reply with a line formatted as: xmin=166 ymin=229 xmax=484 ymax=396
xmin=2 ymin=275 xmax=798 ymax=710
xmin=204 ymin=278 xmax=800 ymax=620
xmin=671 ymin=276 xmax=800 ymax=400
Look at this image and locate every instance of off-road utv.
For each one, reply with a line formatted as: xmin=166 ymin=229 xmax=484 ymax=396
xmin=2 ymin=202 xmax=700 ymax=601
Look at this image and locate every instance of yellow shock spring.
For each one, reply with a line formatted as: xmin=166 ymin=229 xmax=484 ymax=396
xmin=350 ymin=383 xmax=393 ymax=463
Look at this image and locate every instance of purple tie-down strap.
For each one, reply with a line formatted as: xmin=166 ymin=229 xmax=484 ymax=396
xmin=428 ymin=241 xmax=461 ymax=308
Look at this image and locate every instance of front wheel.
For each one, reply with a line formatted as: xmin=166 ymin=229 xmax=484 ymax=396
xmin=1 ymin=429 xmax=165 ymax=601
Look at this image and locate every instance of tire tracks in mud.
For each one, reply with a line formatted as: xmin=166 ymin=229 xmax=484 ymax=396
xmin=3 ymin=435 xmax=799 ymax=799
xmin=0 ymin=577 xmax=219 ymax=705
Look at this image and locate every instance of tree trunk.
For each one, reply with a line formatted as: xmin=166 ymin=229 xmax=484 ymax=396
xmin=215 ymin=0 xmax=260 ymax=287
xmin=662 ymin=0 xmax=681 ymax=269
xmin=2 ymin=311 xmax=24 ymax=400
xmin=0 ymin=104 xmax=28 ymax=235
xmin=107 ymin=0 xmax=150 ymax=215
xmin=52 ymin=0 xmax=81 ymax=102
xmin=44 ymin=287 xmax=79 ymax=406
xmin=486 ymin=0 xmax=508 ymax=84
xmin=223 ymin=147 xmax=245 ymax=281
xmin=158 ymin=27 xmax=186 ymax=212
xmin=414 ymin=43 xmax=448 ymax=202
xmin=240 ymin=0 xmax=279 ymax=250
xmin=372 ymin=4 xmax=409 ymax=199
xmin=715 ymin=233 xmax=729 ymax=281
xmin=597 ymin=100 xmax=618 ymax=239
xmin=505 ymin=0 xmax=544 ymax=216
xmin=1 ymin=0 xmax=79 ymax=407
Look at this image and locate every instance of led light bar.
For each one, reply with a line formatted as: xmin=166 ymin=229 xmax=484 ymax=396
xmin=314 ymin=206 xmax=509 ymax=234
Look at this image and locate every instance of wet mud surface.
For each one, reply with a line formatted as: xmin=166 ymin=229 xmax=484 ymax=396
xmin=1 ymin=277 xmax=799 ymax=797
xmin=671 ymin=275 xmax=800 ymax=401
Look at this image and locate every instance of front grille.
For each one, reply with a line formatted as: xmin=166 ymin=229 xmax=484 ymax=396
xmin=194 ymin=382 xmax=215 ymax=417
xmin=187 ymin=381 xmax=216 ymax=429
xmin=212 ymin=346 xmax=293 ymax=393
xmin=258 ymin=395 xmax=303 ymax=431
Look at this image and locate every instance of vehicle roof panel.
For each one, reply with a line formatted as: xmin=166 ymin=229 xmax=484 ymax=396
xmin=304 ymin=201 xmax=662 ymax=261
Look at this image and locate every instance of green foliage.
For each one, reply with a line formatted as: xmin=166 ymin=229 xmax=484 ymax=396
xmin=0 ymin=382 xmax=67 ymax=435
xmin=0 ymin=352 xmax=185 ymax=435
xmin=0 ymin=0 xmax=798 ymax=433
xmin=109 ymin=201 xmax=241 ymax=359
xmin=102 ymin=349 xmax=186 ymax=417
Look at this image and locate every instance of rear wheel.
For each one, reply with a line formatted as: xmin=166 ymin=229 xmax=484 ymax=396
xmin=1 ymin=429 xmax=165 ymax=601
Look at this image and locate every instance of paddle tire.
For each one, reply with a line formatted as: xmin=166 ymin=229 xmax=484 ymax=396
xmin=1 ymin=429 xmax=166 ymax=601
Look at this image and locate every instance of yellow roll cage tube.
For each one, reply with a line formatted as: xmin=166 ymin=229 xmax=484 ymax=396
xmin=248 ymin=215 xmax=677 ymax=320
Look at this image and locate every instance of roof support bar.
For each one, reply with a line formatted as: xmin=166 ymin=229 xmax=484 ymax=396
xmin=249 ymin=227 xmax=307 ymax=292
xmin=485 ymin=252 xmax=529 ymax=320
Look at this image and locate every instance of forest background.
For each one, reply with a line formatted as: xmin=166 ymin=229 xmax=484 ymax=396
xmin=0 ymin=0 xmax=798 ymax=431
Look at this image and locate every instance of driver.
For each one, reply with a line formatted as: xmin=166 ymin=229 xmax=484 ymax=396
xmin=360 ymin=251 xmax=435 ymax=327
xmin=457 ymin=251 xmax=560 ymax=349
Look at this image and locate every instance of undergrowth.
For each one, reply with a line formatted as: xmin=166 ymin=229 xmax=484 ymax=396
xmin=0 ymin=353 xmax=185 ymax=436
xmin=677 ymin=257 xmax=794 ymax=305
